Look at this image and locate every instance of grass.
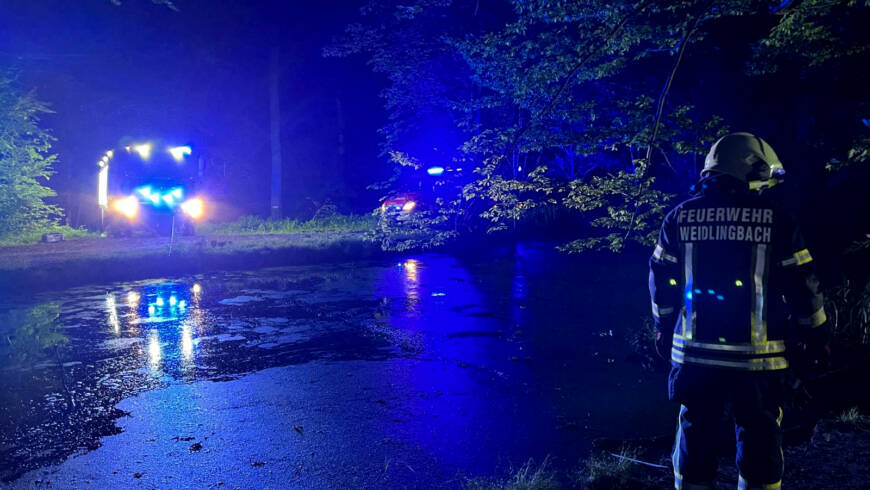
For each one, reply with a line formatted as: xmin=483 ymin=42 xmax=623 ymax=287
xmin=464 ymin=458 xmax=560 ymax=490
xmin=0 ymin=224 xmax=96 ymax=246
xmin=837 ymin=406 xmax=867 ymax=426
xmin=573 ymin=445 xmax=662 ymax=489
xmin=196 ymin=214 xmax=377 ymax=235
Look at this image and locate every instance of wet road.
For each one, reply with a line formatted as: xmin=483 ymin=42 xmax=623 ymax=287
xmin=0 ymin=243 xmax=674 ymax=488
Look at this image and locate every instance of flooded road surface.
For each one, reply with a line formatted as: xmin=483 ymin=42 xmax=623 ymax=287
xmin=1 ymin=243 xmax=674 ymax=488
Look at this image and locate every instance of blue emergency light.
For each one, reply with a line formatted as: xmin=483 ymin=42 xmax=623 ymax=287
xmin=136 ymin=186 xmax=185 ymax=207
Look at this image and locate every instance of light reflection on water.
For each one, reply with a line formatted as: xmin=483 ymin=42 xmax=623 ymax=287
xmin=180 ymin=322 xmax=194 ymax=363
xmin=2 ymin=246 xmax=670 ymax=483
xmin=374 ymin=254 xmax=500 ymax=471
xmin=100 ymin=281 xmax=207 ymax=377
xmin=105 ymin=294 xmax=120 ymax=334
xmin=402 ymin=258 xmax=420 ymax=304
xmin=147 ymin=329 xmax=161 ymax=371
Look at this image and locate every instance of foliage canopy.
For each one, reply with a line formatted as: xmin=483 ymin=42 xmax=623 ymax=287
xmin=334 ymin=0 xmax=869 ymax=252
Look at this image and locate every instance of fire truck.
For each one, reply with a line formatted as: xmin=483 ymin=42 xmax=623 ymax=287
xmin=97 ymin=141 xmax=206 ymax=236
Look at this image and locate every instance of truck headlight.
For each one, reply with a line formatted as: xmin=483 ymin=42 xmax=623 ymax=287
xmin=181 ymin=198 xmax=204 ymax=219
xmin=112 ymin=196 xmax=139 ymax=219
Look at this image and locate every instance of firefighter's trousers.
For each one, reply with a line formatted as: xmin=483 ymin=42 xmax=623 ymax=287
xmin=669 ymin=365 xmax=785 ymax=490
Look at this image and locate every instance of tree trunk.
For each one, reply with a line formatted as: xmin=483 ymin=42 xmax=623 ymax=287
xmin=269 ymin=46 xmax=283 ymax=220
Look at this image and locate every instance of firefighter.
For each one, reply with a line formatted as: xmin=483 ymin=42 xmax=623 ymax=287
xmin=649 ymin=133 xmax=829 ymax=489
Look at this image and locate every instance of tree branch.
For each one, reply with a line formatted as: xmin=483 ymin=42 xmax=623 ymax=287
xmin=623 ymin=0 xmax=714 ymax=245
xmin=510 ymin=0 xmax=656 ymax=152
xmin=645 ymin=0 xmax=714 ymax=164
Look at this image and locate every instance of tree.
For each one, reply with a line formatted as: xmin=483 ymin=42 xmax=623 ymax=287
xmin=452 ymin=0 xmax=755 ymax=250
xmin=746 ymin=0 xmax=870 ymax=172
xmin=0 ymin=78 xmax=62 ymax=240
xmin=333 ymin=0 xmax=870 ymax=252
xmin=325 ymin=0 xmax=477 ymax=165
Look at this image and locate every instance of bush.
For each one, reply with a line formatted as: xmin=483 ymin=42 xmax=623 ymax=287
xmin=626 ymin=317 xmax=661 ymax=371
xmin=825 ymin=277 xmax=870 ymax=345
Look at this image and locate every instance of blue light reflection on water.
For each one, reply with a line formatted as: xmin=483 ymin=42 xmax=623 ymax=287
xmin=367 ymin=247 xmax=616 ymax=475
xmin=107 ymin=281 xmax=205 ymax=377
xmin=389 ymin=245 xmax=669 ymax=475
xmin=4 ymin=244 xmax=674 ymax=483
xmin=115 ymin=248 xmax=662 ymax=466
xmin=373 ymin=255 xmax=518 ymax=472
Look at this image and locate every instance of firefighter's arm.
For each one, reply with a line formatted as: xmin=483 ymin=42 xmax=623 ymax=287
xmin=649 ymin=212 xmax=681 ymax=358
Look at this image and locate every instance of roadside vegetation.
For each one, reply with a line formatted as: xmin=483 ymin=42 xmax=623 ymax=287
xmin=0 ymin=77 xmax=75 ymax=245
xmin=0 ymin=224 xmax=95 ymax=246
xmin=825 ymin=266 xmax=870 ymax=345
xmin=464 ymin=458 xmax=560 ymax=490
xmin=460 ymin=450 xmax=666 ymax=490
xmin=574 ymin=445 xmax=668 ymax=490
xmin=837 ymin=406 xmax=869 ymax=426
xmin=196 ymin=213 xmax=376 ymax=236
xmin=462 ymin=412 xmax=870 ymax=490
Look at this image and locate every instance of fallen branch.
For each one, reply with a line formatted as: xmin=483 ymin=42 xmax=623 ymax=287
xmin=608 ymin=452 xmax=670 ymax=469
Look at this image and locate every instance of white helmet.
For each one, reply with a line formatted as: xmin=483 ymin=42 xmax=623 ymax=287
xmin=702 ymin=132 xmax=785 ymax=191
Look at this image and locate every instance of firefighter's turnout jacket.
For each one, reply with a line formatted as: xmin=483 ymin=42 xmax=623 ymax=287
xmin=649 ymin=177 xmax=826 ymax=371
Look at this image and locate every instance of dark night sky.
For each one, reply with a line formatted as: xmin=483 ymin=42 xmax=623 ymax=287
xmin=0 ymin=0 xmax=385 ymax=224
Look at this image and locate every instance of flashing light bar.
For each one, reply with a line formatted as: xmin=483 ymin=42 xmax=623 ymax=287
xmin=132 ymin=143 xmax=152 ymax=159
xmin=136 ymin=186 xmax=184 ymax=207
xmin=137 ymin=186 xmax=161 ymax=205
xmin=168 ymin=146 xmax=192 ymax=162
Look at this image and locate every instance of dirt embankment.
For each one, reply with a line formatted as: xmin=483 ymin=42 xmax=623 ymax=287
xmin=0 ymin=232 xmax=383 ymax=292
